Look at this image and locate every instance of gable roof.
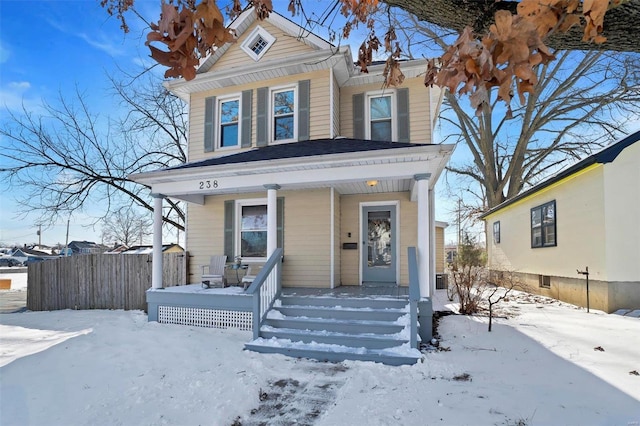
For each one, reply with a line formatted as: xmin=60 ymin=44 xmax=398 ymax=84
xmin=168 ymin=138 xmax=422 ymax=171
xmin=197 ymin=6 xmax=333 ymax=74
xmin=480 ymin=130 xmax=640 ymax=219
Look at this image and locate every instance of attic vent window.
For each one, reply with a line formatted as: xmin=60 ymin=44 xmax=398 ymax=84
xmin=241 ymin=26 xmax=275 ymax=61
xmin=251 ymin=36 xmax=268 ymax=55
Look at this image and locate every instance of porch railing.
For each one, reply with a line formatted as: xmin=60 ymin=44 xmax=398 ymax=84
xmin=245 ymin=248 xmax=284 ymax=339
xmin=407 ymin=247 xmax=420 ymax=349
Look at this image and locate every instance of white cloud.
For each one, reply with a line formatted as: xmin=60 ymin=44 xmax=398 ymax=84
xmin=8 ymin=81 xmax=30 ymax=90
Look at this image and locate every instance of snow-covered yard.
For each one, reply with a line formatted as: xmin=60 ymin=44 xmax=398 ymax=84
xmin=1 ymin=290 xmax=639 ymax=425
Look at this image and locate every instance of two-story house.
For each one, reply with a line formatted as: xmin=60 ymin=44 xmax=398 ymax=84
xmin=130 ymin=7 xmax=454 ymax=365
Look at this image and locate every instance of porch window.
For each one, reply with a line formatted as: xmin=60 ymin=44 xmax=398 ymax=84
xmin=272 ymin=87 xmax=296 ymax=142
xmin=238 ymin=201 xmax=268 ymax=259
xmin=218 ymin=96 xmax=240 ymax=148
xmin=531 ymin=200 xmax=556 ymax=248
xmin=365 ymin=91 xmax=396 ymax=141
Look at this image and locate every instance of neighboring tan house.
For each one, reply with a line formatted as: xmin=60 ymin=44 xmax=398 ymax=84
xmin=130 ymin=7 xmax=454 ymax=365
xmin=481 ymin=131 xmax=640 ymax=313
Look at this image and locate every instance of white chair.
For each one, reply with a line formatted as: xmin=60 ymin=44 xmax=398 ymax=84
xmin=201 ymin=255 xmax=227 ymax=288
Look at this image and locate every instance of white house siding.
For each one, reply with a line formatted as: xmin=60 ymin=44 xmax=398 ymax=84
xmin=603 ymin=142 xmax=640 ymax=310
xmin=339 ymin=192 xmax=417 ymax=286
xmin=483 ymin=165 xmax=640 ymax=311
xmin=187 ymin=69 xmax=332 ymax=162
xmin=209 ymin=20 xmax=316 ymax=73
xmin=603 ymin=141 xmax=640 ymax=282
xmin=339 ymin=77 xmax=435 ymax=143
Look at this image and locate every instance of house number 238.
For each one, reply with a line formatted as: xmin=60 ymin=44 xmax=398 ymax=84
xmin=199 ymin=180 xmax=218 ymax=189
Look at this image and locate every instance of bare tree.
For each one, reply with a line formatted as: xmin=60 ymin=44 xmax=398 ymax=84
xmin=396 ymin=13 xmax=640 ymax=210
xmin=484 ymin=270 xmax=528 ymax=332
xmin=0 ymin=72 xmax=187 ymax=231
xmin=101 ymin=207 xmax=152 ymax=247
xmin=447 ymin=233 xmax=486 ymax=315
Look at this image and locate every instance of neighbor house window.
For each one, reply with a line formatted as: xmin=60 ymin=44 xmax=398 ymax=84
xmin=237 ymin=200 xmax=268 ymax=259
xmin=531 ymin=200 xmax=556 ymax=248
xmin=240 ymin=26 xmax=276 ymax=61
xmin=218 ymin=96 xmax=240 ymax=148
xmin=271 ymin=87 xmax=296 ymax=142
xmin=367 ymin=93 xmax=394 ymax=141
xmin=539 ymin=275 xmax=551 ymax=288
xmin=493 ymin=221 xmax=500 ymax=244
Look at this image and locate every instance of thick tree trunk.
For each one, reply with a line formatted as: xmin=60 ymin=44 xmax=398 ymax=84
xmin=382 ymin=0 xmax=640 ymax=53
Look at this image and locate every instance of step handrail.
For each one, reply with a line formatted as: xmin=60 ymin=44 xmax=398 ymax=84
xmin=245 ymin=247 xmax=284 ymax=340
xmin=407 ymin=247 xmax=420 ymax=349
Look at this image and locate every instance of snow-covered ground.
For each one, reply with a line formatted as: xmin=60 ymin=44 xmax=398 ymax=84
xmin=1 ymin=290 xmax=639 ymax=425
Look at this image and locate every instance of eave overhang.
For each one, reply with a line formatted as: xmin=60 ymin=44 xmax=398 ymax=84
xmin=130 ymin=143 xmax=455 ymax=204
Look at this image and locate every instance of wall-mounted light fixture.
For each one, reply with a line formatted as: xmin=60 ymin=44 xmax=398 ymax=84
xmin=366 ymin=180 xmax=378 ymax=187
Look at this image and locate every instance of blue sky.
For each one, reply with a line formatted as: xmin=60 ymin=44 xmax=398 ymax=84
xmin=0 ymin=0 xmax=162 ymax=246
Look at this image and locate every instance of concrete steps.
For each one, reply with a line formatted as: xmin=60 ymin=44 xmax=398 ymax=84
xmin=245 ymin=295 xmax=421 ymax=366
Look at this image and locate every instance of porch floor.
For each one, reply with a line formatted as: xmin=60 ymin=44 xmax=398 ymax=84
xmin=281 ymin=285 xmax=409 ymax=299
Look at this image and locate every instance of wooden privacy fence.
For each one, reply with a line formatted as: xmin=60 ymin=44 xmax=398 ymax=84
xmin=27 ymin=253 xmax=188 ymax=312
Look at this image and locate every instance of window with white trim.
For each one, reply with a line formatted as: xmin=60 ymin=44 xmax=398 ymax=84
xmin=366 ymin=91 xmax=396 ymax=141
xmin=271 ymin=86 xmax=296 ymax=142
xmin=240 ymin=26 xmax=276 ymax=61
xmin=217 ymin=95 xmax=240 ymax=149
xmin=236 ymin=199 xmax=268 ymax=260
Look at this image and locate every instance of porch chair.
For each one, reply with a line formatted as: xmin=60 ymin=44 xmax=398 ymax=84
xmin=241 ymin=265 xmax=256 ymax=290
xmin=201 ymin=255 xmax=228 ymax=288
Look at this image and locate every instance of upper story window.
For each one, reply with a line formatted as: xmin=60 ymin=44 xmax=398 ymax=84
xmin=271 ymin=86 xmax=297 ymax=142
xmin=364 ymin=91 xmax=397 ymax=141
xmin=241 ymin=26 xmax=276 ymax=62
xmin=218 ymin=96 xmax=240 ymax=149
xmin=531 ymin=200 xmax=556 ymax=248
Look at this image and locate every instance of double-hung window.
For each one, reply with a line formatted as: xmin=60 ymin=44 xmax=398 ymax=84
xmin=237 ymin=200 xmax=268 ymax=259
xmin=271 ymin=87 xmax=296 ymax=142
xmin=218 ymin=96 xmax=240 ymax=149
xmin=366 ymin=92 xmax=395 ymax=141
xmin=531 ymin=201 xmax=556 ymax=248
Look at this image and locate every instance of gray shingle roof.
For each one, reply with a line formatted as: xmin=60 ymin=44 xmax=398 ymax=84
xmin=169 ymin=138 xmax=419 ymax=171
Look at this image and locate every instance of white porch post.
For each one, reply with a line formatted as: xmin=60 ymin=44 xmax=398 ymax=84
xmin=264 ymin=184 xmax=280 ymax=257
xmin=414 ymin=174 xmax=431 ymax=297
xmin=151 ymin=193 xmax=164 ymax=289
xmin=429 ymin=188 xmax=436 ymax=296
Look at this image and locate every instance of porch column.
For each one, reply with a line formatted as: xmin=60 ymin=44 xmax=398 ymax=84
xmin=264 ymin=184 xmax=280 ymax=257
xmin=151 ymin=193 xmax=164 ymax=290
xmin=429 ymin=188 xmax=436 ymax=295
xmin=414 ymin=174 xmax=431 ymax=297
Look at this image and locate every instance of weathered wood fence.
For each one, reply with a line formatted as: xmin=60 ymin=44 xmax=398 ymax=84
xmin=27 ymin=253 xmax=188 ymax=312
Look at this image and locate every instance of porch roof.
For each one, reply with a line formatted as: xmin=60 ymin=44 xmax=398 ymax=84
xmin=129 ymin=138 xmax=455 ymax=204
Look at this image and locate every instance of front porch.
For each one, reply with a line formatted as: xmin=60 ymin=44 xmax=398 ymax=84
xmin=146 ymin=248 xmax=431 ymax=366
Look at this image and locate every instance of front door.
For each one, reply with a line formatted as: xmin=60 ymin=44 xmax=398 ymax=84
xmin=362 ymin=205 xmax=397 ymax=285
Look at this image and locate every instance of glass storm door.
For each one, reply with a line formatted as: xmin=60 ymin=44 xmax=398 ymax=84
xmin=362 ymin=205 xmax=397 ymax=284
